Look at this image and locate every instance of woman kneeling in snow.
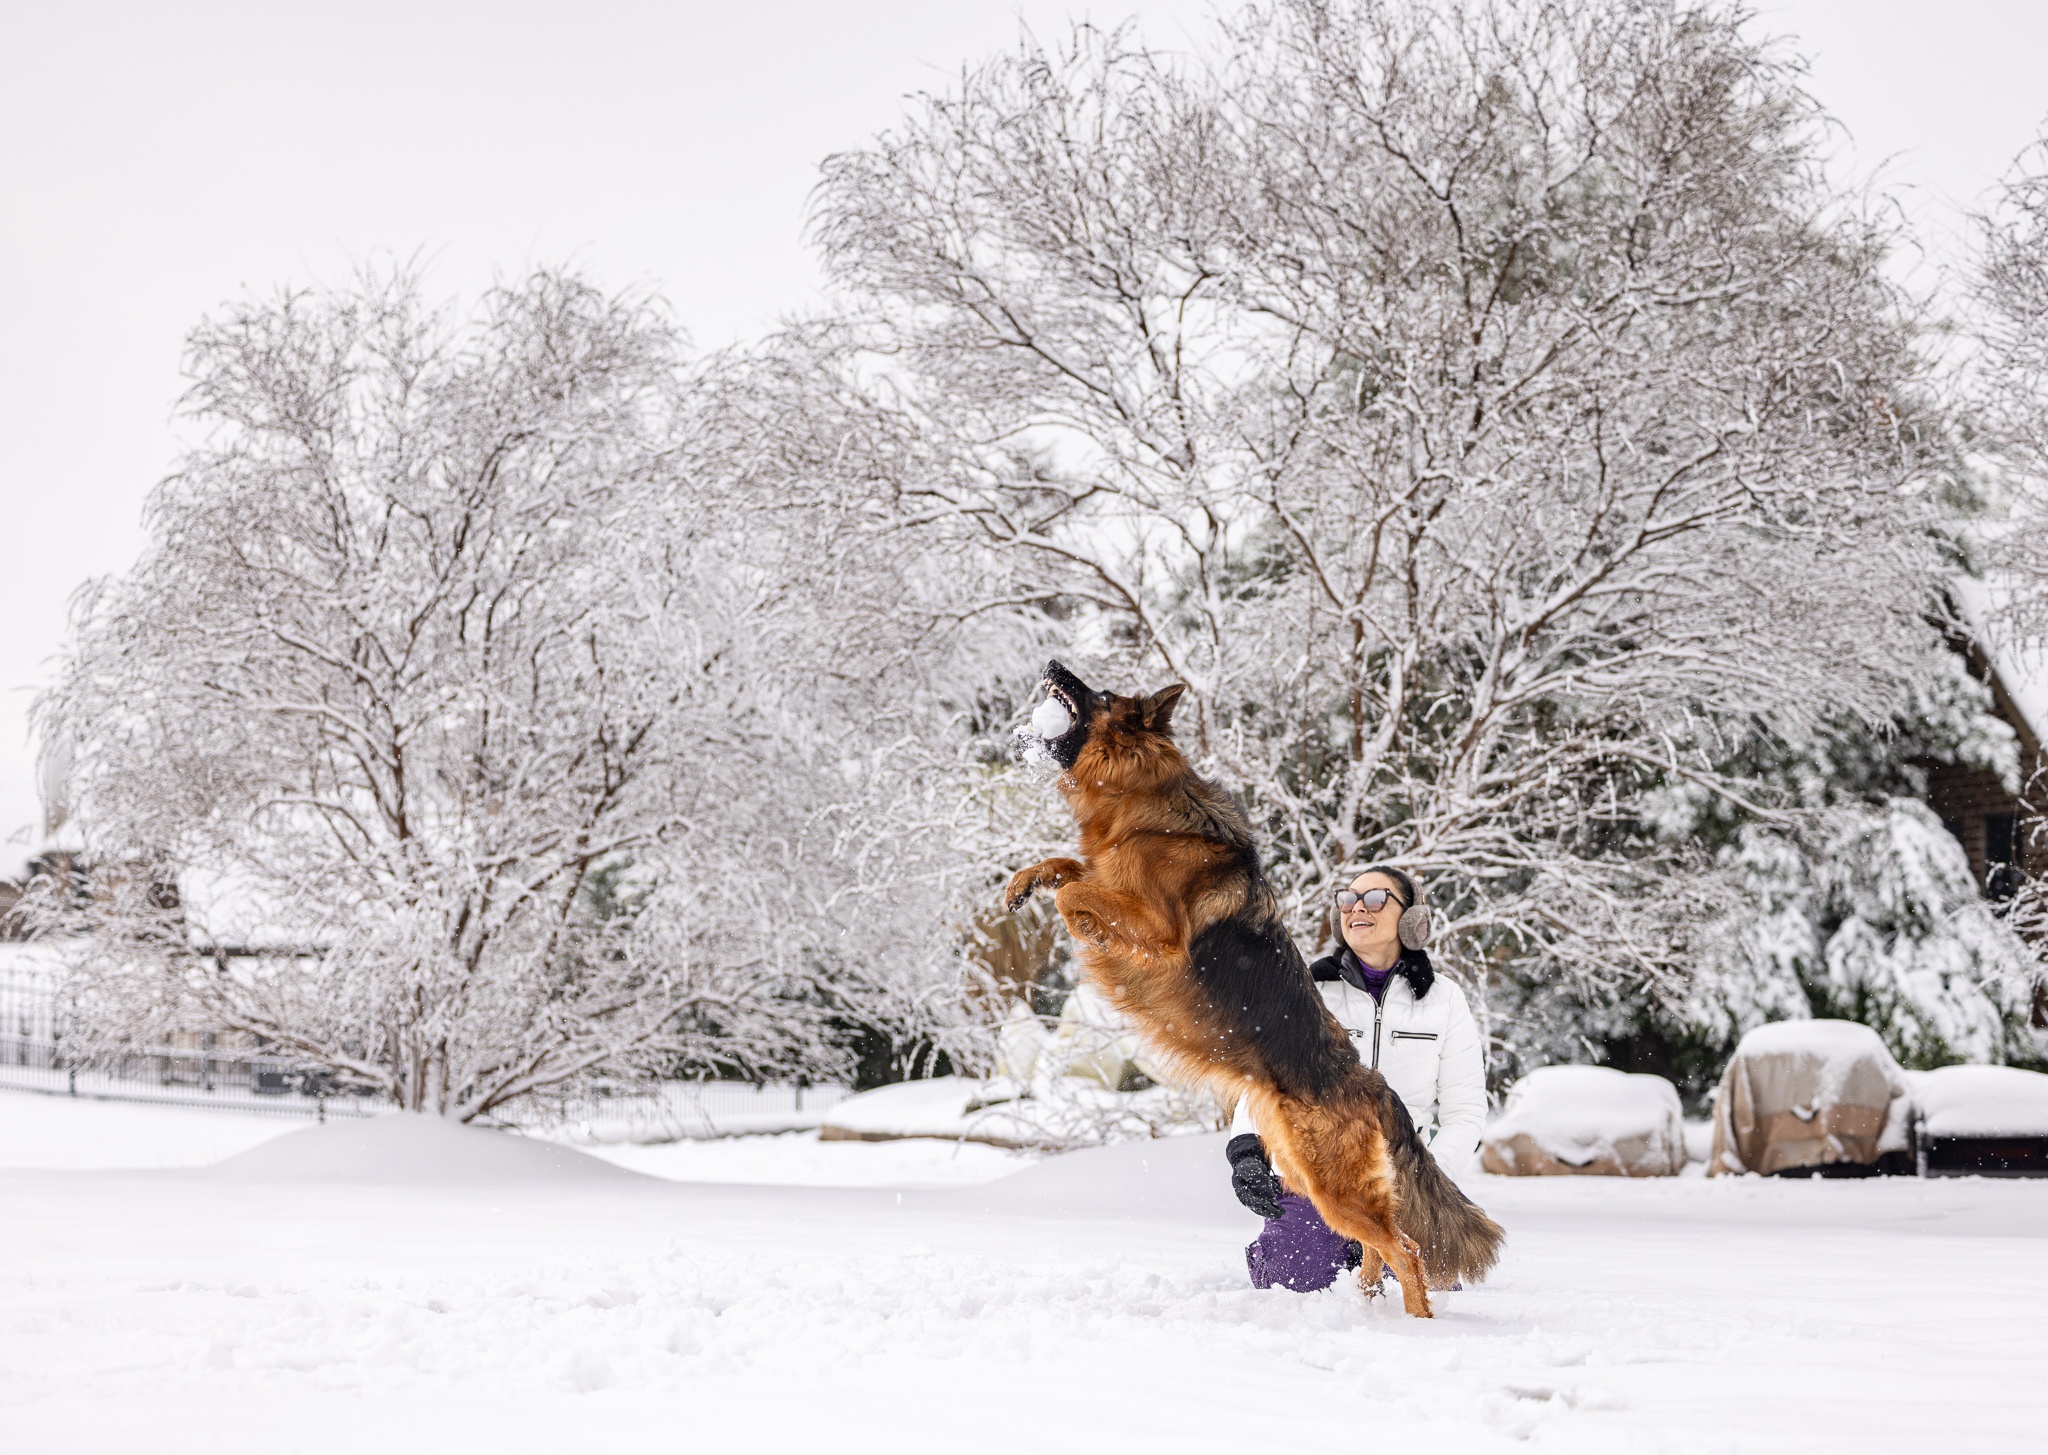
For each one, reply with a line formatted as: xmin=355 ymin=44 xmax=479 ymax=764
xmin=1225 ymin=867 xmax=1485 ymax=1292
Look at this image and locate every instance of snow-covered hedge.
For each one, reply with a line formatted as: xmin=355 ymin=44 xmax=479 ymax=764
xmin=1479 ymin=1065 xmax=1687 ymax=1177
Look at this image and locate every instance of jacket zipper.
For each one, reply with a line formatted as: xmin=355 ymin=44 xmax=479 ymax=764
xmin=1370 ymin=994 xmax=1384 ymax=1070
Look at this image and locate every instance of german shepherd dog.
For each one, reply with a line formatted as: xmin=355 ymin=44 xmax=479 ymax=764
xmin=1005 ymin=661 xmax=1503 ymax=1316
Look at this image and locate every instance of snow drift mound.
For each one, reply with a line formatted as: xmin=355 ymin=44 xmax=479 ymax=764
xmin=202 ymin=1114 xmax=650 ymax=1187
xmin=943 ymin=1130 xmax=1242 ymax=1224
xmin=1480 ymin=1065 xmax=1686 ymax=1177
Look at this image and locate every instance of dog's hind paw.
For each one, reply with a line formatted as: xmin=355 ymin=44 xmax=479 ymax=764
xmin=1064 ymin=909 xmax=1110 ymax=946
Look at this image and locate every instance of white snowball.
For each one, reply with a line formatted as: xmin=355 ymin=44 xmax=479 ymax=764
xmin=1031 ymin=696 xmax=1073 ymax=740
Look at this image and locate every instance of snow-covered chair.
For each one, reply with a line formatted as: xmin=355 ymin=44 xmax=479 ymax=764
xmin=824 ymin=989 xmax=1204 ymax=1150
xmin=993 ymin=983 xmax=1165 ymax=1092
xmin=1905 ymin=1065 xmax=2048 ymax=1176
xmin=1708 ymin=1020 xmax=1913 ymax=1177
xmin=1479 ymin=1065 xmax=1687 ymax=1177
xmin=993 ymin=1000 xmax=1051 ymax=1080
xmin=1044 ymin=981 xmax=1165 ymax=1092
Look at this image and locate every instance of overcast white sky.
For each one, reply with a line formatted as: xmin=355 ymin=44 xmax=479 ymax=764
xmin=4 ymin=0 xmax=2048 ymax=878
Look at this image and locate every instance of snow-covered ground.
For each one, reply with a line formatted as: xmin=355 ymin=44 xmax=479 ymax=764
xmin=3 ymin=1090 xmax=2044 ymax=1453
xmin=0 ymin=1087 xmax=318 ymax=1169
xmin=0 ymin=1087 xmax=1030 ymax=1184
xmin=565 ymin=1127 xmax=1036 ymax=1187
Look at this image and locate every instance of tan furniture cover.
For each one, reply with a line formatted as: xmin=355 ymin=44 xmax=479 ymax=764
xmin=1479 ymin=1065 xmax=1687 ymax=1177
xmin=1708 ymin=1020 xmax=1911 ymax=1176
xmin=1481 ymin=1131 xmax=1672 ymax=1178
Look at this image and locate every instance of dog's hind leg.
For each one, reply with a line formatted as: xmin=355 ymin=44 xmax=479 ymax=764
xmin=1261 ymin=1094 xmax=1435 ymax=1316
xmin=1327 ymin=1203 xmax=1432 ymax=1317
xmin=1290 ymin=1165 xmax=1432 ymax=1316
xmin=1280 ymin=1160 xmax=1434 ymax=1315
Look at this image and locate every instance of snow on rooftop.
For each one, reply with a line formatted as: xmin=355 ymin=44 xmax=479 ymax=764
xmin=0 ymin=939 xmax=71 ymax=978
xmin=1952 ymin=571 xmax=2048 ymax=748
xmin=176 ymin=864 xmax=318 ymax=951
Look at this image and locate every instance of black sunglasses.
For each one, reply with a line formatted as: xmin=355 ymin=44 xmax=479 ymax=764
xmin=1335 ymin=888 xmax=1405 ymax=912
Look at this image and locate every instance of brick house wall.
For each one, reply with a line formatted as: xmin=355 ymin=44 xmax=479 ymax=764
xmin=1924 ymin=653 xmax=2048 ymax=889
xmin=1923 ymin=647 xmax=2048 ymax=1027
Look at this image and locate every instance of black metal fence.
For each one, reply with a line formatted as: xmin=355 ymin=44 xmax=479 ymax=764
xmin=523 ymin=1080 xmax=849 ymax=1141
xmin=0 ymin=955 xmax=844 ymax=1135
xmin=0 ymin=951 xmax=379 ymax=1119
xmin=0 ymin=1058 xmax=386 ymax=1120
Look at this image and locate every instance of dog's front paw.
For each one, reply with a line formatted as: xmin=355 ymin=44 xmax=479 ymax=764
xmin=1002 ymin=867 xmax=1041 ymax=913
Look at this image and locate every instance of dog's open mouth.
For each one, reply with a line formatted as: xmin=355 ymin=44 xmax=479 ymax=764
xmin=1031 ymin=682 xmax=1076 ymax=741
xmin=1016 ymin=659 xmax=1094 ymax=770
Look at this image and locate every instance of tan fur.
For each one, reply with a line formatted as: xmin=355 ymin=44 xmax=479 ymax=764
xmin=1007 ymin=680 xmax=1502 ymax=1313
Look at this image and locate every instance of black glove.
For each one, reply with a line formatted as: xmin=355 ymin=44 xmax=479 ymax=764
xmin=1226 ymin=1133 xmax=1285 ymax=1220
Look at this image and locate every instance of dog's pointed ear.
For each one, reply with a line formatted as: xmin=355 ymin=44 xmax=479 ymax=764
xmin=1142 ymin=683 xmax=1188 ymax=731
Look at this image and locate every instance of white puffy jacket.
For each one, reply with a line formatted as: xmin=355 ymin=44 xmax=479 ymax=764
xmin=1230 ymin=951 xmax=1486 ymax=1176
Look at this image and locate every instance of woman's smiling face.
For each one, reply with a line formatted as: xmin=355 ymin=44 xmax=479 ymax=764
xmin=1340 ymin=870 xmax=1406 ymax=969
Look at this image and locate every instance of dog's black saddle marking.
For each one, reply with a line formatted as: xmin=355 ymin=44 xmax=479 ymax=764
xmin=1189 ymin=917 xmax=1358 ymax=1100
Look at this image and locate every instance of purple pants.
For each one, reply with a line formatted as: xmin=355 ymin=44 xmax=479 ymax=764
xmin=1245 ymin=1193 xmax=1352 ymax=1292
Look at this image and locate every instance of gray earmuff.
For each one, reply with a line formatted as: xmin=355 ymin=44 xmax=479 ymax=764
xmin=1396 ymin=875 xmax=1432 ymax=951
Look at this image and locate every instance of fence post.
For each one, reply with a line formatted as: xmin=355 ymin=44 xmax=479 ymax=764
xmin=317 ymin=1095 xmax=326 ymax=1125
xmin=68 ymin=1066 xmax=76 ymax=1097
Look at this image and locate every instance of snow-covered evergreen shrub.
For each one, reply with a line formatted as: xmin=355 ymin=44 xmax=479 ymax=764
xmin=1498 ymin=657 xmax=2048 ymax=1095
xmin=1702 ymin=803 xmax=2040 ymax=1067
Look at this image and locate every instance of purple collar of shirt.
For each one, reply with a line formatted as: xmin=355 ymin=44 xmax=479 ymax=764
xmin=1340 ymin=948 xmax=1397 ymax=1002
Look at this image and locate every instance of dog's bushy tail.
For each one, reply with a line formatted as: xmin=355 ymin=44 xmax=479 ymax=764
xmin=1378 ymin=1081 xmax=1505 ymax=1286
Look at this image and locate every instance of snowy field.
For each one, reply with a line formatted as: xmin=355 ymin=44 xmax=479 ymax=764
xmin=3 ymin=1091 xmax=2045 ymax=1453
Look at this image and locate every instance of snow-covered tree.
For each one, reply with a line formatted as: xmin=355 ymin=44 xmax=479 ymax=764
xmin=1952 ymin=129 xmax=2048 ymax=1040
xmin=1972 ymin=133 xmax=2048 ymax=540
xmin=30 ymin=270 xmax=953 ymax=1116
xmin=811 ymin=0 xmax=1963 ymax=1017
xmin=676 ymin=334 xmax=1067 ymax=1081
